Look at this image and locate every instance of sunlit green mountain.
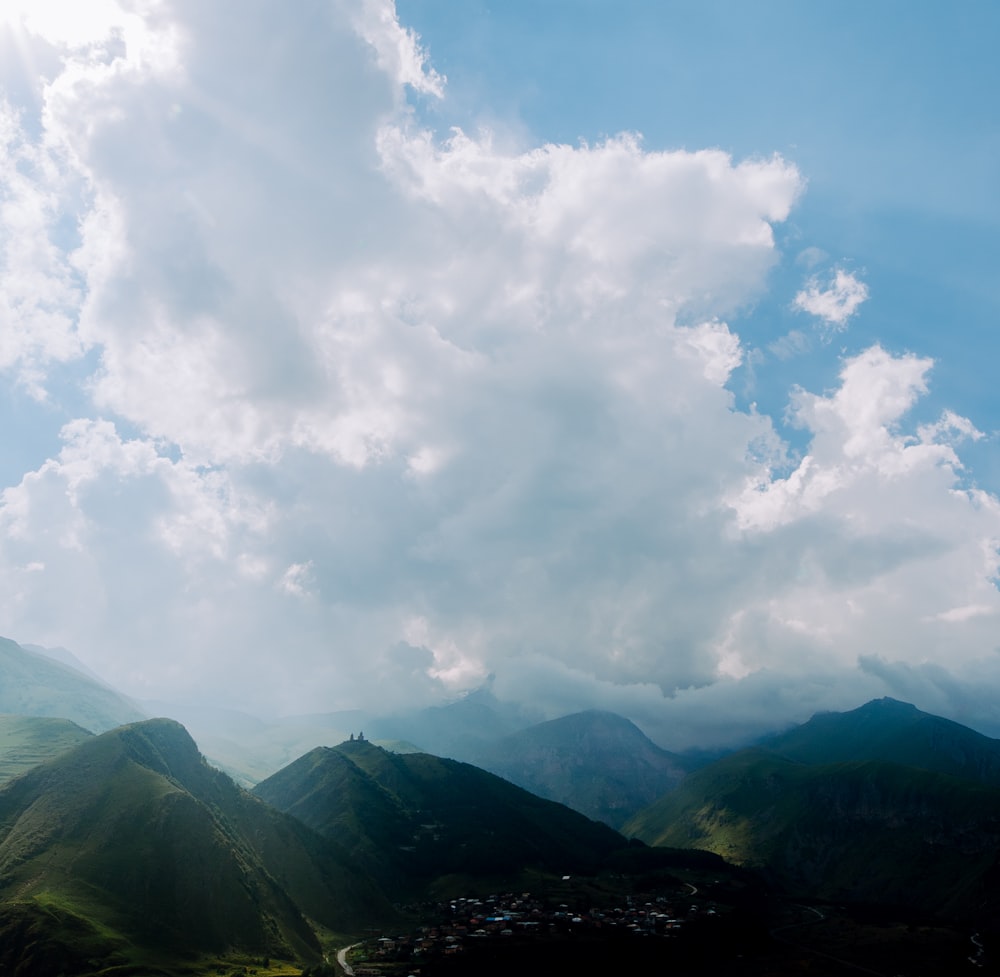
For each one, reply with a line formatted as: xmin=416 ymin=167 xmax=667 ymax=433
xmin=0 ymin=719 xmax=393 ymax=975
xmin=625 ymin=699 xmax=1000 ymax=919
xmin=0 ymin=715 xmax=93 ymax=786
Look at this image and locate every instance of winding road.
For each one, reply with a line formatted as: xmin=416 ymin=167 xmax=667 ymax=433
xmin=336 ymin=942 xmax=360 ymax=976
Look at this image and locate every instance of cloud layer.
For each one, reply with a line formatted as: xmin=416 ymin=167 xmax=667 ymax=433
xmin=1 ymin=0 xmax=998 ymax=747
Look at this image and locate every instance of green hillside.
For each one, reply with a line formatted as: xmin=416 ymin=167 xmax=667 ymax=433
xmin=624 ymin=747 xmax=1000 ymax=918
xmin=253 ymin=738 xmax=627 ymax=895
xmin=0 ymin=636 xmax=145 ymax=732
xmin=0 ymin=719 xmax=395 ymax=975
xmin=0 ymin=715 xmax=93 ymax=785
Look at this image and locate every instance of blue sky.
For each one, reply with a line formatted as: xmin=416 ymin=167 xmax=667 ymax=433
xmin=398 ymin=0 xmax=1000 ymax=473
xmin=0 ymin=0 xmax=999 ymax=747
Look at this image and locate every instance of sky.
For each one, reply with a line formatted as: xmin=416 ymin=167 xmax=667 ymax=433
xmin=1 ymin=0 xmax=999 ymax=749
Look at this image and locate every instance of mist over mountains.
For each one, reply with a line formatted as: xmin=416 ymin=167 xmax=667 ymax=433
xmin=0 ymin=637 xmax=145 ymax=733
xmin=0 ymin=637 xmax=695 ymax=828
xmin=6 ymin=634 xmax=1000 ymax=973
xmin=1 ymin=0 xmax=997 ymax=973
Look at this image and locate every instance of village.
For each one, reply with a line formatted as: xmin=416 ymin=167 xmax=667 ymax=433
xmin=345 ymin=883 xmax=720 ymax=975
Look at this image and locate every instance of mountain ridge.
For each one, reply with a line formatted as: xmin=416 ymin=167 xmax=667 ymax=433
xmin=0 ymin=718 xmax=395 ymax=974
xmin=253 ymin=737 xmax=628 ymax=896
xmin=624 ymin=697 xmax=1000 ymax=920
xmin=0 ymin=715 xmax=93 ymax=785
xmin=759 ymin=696 xmax=1000 ymax=785
xmin=0 ymin=635 xmax=145 ymax=733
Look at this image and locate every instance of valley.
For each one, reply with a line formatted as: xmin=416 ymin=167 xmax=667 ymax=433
xmin=1 ymin=637 xmax=999 ymax=975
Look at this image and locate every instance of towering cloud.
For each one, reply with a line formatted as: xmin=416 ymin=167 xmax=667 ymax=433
xmin=0 ymin=0 xmax=997 ymax=746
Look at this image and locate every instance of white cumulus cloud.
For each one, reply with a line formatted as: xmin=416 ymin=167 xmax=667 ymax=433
xmin=794 ymin=267 xmax=869 ymax=327
xmin=0 ymin=0 xmax=997 ymax=744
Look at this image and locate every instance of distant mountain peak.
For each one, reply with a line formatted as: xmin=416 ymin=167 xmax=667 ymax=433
xmin=756 ymin=696 xmax=1000 ymax=791
xmin=809 ymin=698 xmax=921 ymax=725
xmin=860 ymin=696 xmax=920 ymax=712
xmin=472 ymin=709 xmax=687 ymax=829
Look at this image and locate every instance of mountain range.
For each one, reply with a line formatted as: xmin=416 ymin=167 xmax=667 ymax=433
xmin=1 ymin=637 xmax=686 ymax=827
xmin=252 ymin=736 xmax=626 ymax=895
xmin=171 ymin=692 xmax=693 ymax=829
xmin=624 ymin=698 xmax=1000 ymax=919
xmin=7 ymin=632 xmax=1000 ymax=971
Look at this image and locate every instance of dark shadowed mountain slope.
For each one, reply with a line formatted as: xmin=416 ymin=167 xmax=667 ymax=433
xmin=253 ymin=738 xmax=626 ymax=894
xmin=0 ymin=719 xmax=394 ymax=976
xmin=760 ymin=696 xmax=1000 ymax=785
xmin=473 ymin=710 xmax=687 ymax=829
xmin=624 ymin=743 xmax=1000 ymax=920
xmin=0 ymin=635 xmax=145 ymax=732
xmin=0 ymin=715 xmax=93 ymax=785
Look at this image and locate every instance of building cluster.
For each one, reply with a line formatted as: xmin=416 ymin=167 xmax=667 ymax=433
xmin=359 ymin=888 xmax=714 ymax=966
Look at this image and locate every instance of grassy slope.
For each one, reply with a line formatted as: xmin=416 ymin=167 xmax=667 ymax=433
xmin=0 ymin=719 xmax=395 ymax=976
xmin=624 ymin=748 xmax=1000 ymax=916
xmin=0 ymin=715 xmax=93 ymax=785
